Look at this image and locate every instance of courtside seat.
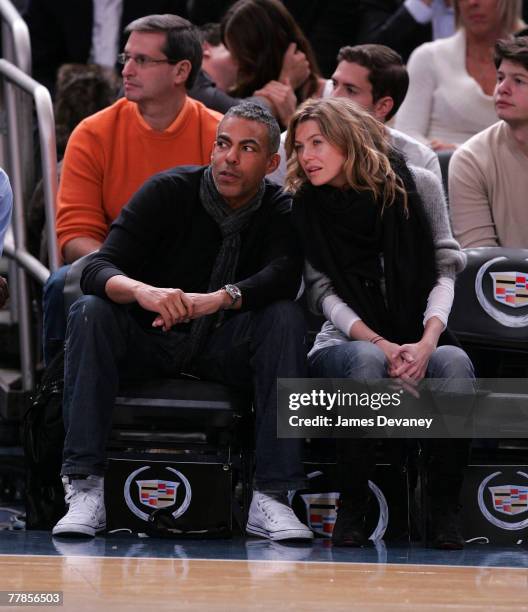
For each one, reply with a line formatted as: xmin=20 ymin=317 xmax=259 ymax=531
xmin=110 ymin=378 xmax=252 ymax=448
xmin=106 ymin=378 xmax=254 ymax=534
xmin=450 ymin=246 xmax=528 ymax=460
xmin=450 ymin=247 xmax=528 ymax=352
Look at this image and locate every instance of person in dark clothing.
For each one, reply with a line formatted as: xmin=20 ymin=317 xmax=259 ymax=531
xmin=52 ymin=102 xmax=313 ymax=543
xmin=189 ymin=23 xmax=299 ymax=125
xmin=24 ymin=0 xmax=188 ymax=95
xmin=187 ymin=0 xmax=426 ymax=76
xmin=187 ymin=0 xmax=357 ymax=77
xmin=188 ymin=67 xmax=245 ymax=114
xmin=357 ymin=0 xmax=433 ymax=63
xmin=220 ymin=0 xmax=324 ymax=102
xmin=189 ymin=23 xmax=241 ymax=113
xmin=187 ymin=0 xmax=234 ymax=25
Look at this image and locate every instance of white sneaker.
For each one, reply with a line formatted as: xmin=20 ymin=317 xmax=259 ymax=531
xmin=52 ymin=475 xmax=106 ymax=537
xmin=246 ymin=491 xmax=314 ymax=541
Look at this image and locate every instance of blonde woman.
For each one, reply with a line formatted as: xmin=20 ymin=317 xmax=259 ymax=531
xmin=395 ymin=0 xmax=525 ymax=150
xmin=286 ymin=97 xmax=475 ymax=549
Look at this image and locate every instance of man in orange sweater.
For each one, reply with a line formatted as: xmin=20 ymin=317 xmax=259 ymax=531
xmin=44 ymin=14 xmax=222 ymax=363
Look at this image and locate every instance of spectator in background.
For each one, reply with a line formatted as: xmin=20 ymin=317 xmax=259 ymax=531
xmin=285 ymin=1 xmax=377 ymax=77
xmin=188 ymin=1 xmax=359 ymax=77
xmin=55 ymin=15 xmax=220 ymax=264
xmin=450 ymin=37 xmax=528 ymax=248
xmin=53 ymin=64 xmax=120 ymax=159
xmin=187 ymin=0 xmax=442 ymax=77
xmin=188 ymin=23 xmax=301 ymax=126
xmin=27 ymin=64 xmax=119 ymax=265
xmin=220 ymin=0 xmax=329 ymax=104
xmin=0 ymin=170 xmax=13 ymax=308
xmin=282 ymin=1 xmax=441 ymax=76
xmin=189 ymin=23 xmax=239 ymax=112
xmin=42 ymin=14 xmax=221 ymax=365
xmin=360 ymin=0 xmax=454 ymax=62
xmin=409 ymin=0 xmax=455 ymax=39
xmin=269 ymin=44 xmax=441 ymax=185
xmin=395 ymin=0 xmax=525 ymax=151
xmin=24 ymin=0 xmax=188 ymax=95
xmin=328 ymin=44 xmax=442 ymax=180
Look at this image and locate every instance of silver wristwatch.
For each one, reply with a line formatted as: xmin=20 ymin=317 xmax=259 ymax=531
xmin=223 ymin=284 xmax=242 ymax=308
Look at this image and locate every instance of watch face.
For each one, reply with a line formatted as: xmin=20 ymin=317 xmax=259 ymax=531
xmin=225 ymin=284 xmax=241 ymax=302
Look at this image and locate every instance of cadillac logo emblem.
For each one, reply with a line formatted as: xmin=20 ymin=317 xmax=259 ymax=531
xmin=478 ymin=471 xmax=528 ymax=530
xmin=137 ymin=479 xmax=179 ymax=509
xmin=488 ymin=484 xmax=528 ymax=516
xmin=475 ymin=257 xmax=528 ymax=327
xmin=124 ymin=466 xmax=192 ymax=522
xmin=301 ymin=479 xmax=388 ymax=541
xmin=490 ymin=272 xmax=528 ymax=309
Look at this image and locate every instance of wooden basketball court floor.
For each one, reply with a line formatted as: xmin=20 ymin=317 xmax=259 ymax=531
xmin=0 ymin=531 xmax=527 ymax=611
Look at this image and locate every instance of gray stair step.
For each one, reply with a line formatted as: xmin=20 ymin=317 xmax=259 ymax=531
xmin=0 ymin=310 xmax=20 ymax=364
xmin=0 ymin=368 xmax=31 ymax=424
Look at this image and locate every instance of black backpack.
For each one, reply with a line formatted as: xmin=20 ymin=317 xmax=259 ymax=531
xmin=21 ymin=350 xmax=66 ymax=529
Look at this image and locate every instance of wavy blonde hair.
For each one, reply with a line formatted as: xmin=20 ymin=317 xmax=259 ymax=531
xmin=454 ymin=0 xmax=524 ymax=34
xmin=285 ymin=97 xmax=407 ymax=211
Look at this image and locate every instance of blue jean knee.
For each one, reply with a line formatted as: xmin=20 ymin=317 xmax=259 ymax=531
xmin=309 ymin=340 xmax=387 ymax=379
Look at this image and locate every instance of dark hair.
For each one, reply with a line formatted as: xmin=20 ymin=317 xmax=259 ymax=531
xmin=494 ymin=36 xmax=528 ymax=71
xmin=124 ymin=14 xmax=202 ymax=88
xmin=198 ymin=22 xmax=222 ymax=46
xmin=221 ymin=101 xmax=280 ymax=153
xmin=337 ymin=44 xmax=409 ymax=120
xmin=55 ymin=64 xmax=118 ymax=157
xmin=220 ymin=0 xmax=320 ymax=101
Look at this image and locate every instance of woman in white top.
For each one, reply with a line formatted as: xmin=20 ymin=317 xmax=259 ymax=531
xmin=395 ymin=0 xmax=524 ymax=151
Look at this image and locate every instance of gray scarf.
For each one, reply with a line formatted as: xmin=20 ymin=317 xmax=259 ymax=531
xmin=184 ymin=166 xmax=265 ymax=367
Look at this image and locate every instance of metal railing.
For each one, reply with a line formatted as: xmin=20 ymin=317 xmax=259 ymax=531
xmin=0 ymin=0 xmax=31 ymax=73
xmin=0 ymin=59 xmax=57 ymax=390
xmin=0 ymin=0 xmax=35 ymax=226
xmin=0 ymin=1 xmax=58 ymax=392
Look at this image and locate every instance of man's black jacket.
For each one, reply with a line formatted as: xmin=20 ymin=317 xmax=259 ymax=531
xmin=81 ymin=165 xmax=303 ymax=328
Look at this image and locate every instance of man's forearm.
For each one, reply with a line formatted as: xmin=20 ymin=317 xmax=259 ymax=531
xmin=105 ymin=275 xmax=144 ymax=304
xmin=63 ymin=237 xmax=103 ymax=264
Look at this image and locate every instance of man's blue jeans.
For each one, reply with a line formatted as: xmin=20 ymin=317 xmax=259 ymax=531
xmin=42 ymin=264 xmax=70 ymax=365
xmin=61 ymin=295 xmax=308 ymax=492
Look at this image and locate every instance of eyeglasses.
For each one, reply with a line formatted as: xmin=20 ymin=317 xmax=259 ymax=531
xmin=117 ymin=53 xmax=176 ymax=67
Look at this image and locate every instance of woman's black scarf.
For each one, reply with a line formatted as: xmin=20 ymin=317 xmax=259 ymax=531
xmin=291 ymin=152 xmax=437 ymax=344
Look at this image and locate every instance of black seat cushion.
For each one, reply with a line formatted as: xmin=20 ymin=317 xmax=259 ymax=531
xmin=113 ymin=378 xmax=250 ymax=433
xmin=450 ymin=247 xmax=528 ymax=349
